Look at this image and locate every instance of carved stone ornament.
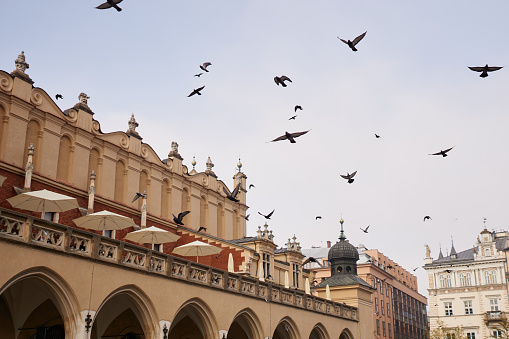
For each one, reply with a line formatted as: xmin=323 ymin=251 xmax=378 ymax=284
xmin=79 ymin=92 xmax=90 ymax=105
xmin=171 ymin=141 xmax=178 ymax=153
xmin=15 ymin=51 xmax=29 ymax=73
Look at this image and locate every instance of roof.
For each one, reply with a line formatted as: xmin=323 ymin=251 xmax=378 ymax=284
xmin=302 ymin=247 xmax=329 ymax=259
xmin=229 ymin=236 xmax=259 ymax=244
xmin=328 ymin=241 xmax=359 ymax=261
xmin=315 ymin=274 xmax=372 ymax=289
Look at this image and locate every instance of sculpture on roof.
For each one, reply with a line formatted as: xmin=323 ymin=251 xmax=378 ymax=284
xmin=79 ymin=92 xmax=90 ymax=105
xmin=15 ymin=51 xmax=29 ymax=73
xmin=425 ymin=244 xmax=431 ymax=258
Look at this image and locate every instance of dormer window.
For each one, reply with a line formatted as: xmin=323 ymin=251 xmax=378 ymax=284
xmin=484 ymin=247 xmax=491 ymax=256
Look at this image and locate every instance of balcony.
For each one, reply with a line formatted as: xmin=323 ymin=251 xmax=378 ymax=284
xmin=485 ymin=311 xmax=506 ymax=325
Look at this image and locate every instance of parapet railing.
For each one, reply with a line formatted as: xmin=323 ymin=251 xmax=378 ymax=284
xmin=0 ymin=207 xmax=358 ymax=321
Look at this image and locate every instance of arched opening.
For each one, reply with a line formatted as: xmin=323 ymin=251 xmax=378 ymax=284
xmin=56 ymin=135 xmax=73 ymax=183
xmin=24 ymin=119 xmax=42 ymax=171
xmin=309 ymin=323 xmax=329 ymax=339
xmin=0 ymin=267 xmax=79 ymax=339
xmin=88 ymin=147 xmax=102 ymax=194
xmin=200 ymin=195 xmax=208 ymax=230
xmin=0 ymin=103 xmax=8 ymax=158
xmin=168 ymin=298 xmax=218 ymax=339
xmin=138 ymin=170 xmax=149 ymax=209
xmin=217 ymin=203 xmax=225 ymax=239
xmin=273 ymin=318 xmax=299 ymax=339
xmin=161 ymin=179 xmax=171 ymax=219
xmin=91 ymin=285 xmax=157 ymax=339
xmin=114 ymin=160 xmax=126 ymax=203
xmin=339 ymin=328 xmax=353 ymax=339
xmin=232 ymin=209 xmax=239 ymax=240
xmin=227 ymin=308 xmax=263 ymax=339
xmin=181 ymin=188 xmax=190 ymax=222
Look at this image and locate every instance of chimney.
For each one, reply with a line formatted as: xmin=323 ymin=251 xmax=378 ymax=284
xmin=327 ymin=241 xmax=331 ymax=248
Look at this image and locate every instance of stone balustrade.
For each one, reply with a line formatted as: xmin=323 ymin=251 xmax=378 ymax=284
xmin=0 ymin=207 xmax=358 ymax=321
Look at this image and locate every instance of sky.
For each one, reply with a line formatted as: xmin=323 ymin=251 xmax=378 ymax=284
xmin=1 ymin=0 xmax=509 ymax=297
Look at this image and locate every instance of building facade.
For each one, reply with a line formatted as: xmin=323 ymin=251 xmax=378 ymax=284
xmin=303 ymin=236 xmax=428 ymax=339
xmin=0 ymin=52 xmax=372 ymax=339
xmin=424 ymin=228 xmax=509 ymax=338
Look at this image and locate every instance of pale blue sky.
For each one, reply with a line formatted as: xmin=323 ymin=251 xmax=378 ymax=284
xmin=2 ymin=0 xmax=509 ymax=296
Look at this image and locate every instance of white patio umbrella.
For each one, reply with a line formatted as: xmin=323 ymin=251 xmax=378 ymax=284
xmin=124 ymin=226 xmax=180 ymax=245
xmin=7 ymin=189 xmax=79 ymax=213
xmin=172 ymin=240 xmax=222 ymax=263
xmin=228 ymin=253 xmax=234 ymax=273
xmin=0 ymin=175 xmax=6 ymax=186
xmin=73 ymin=210 xmax=136 ymax=231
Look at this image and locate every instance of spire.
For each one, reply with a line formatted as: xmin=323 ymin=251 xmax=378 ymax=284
xmin=450 ymin=237 xmax=457 ymax=259
xmin=237 ymin=157 xmax=242 ymax=173
xmin=438 ymin=245 xmax=444 ymax=259
xmin=339 ymin=218 xmax=346 ymax=241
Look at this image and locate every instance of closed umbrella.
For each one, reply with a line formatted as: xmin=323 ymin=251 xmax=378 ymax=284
xmin=124 ymin=226 xmax=180 ymax=245
xmin=73 ymin=210 xmax=136 ymax=230
xmin=7 ymin=189 xmax=78 ymax=213
xmin=172 ymin=240 xmax=222 ymax=263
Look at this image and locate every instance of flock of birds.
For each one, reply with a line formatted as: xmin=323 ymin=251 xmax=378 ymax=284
xmin=83 ymin=1 xmax=505 ymax=257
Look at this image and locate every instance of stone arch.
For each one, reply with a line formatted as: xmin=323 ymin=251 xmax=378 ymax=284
xmin=338 ymin=328 xmax=354 ymax=339
xmin=309 ymin=323 xmax=329 ymax=339
xmin=0 ymin=266 xmax=80 ymax=339
xmin=114 ymin=159 xmax=127 ymax=203
xmin=24 ymin=118 xmax=42 ymax=170
xmin=227 ymin=307 xmax=264 ymax=339
xmin=91 ymin=284 xmax=158 ymax=339
xmin=168 ymin=297 xmax=218 ymax=339
xmin=273 ymin=316 xmax=300 ymax=339
xmin=56 ymin=134 xmax=74 ymax=183
xmin=217 ymin=202 xmax=225 ymax=239
xmin=161 ymin=178 xmax=171 ymax=219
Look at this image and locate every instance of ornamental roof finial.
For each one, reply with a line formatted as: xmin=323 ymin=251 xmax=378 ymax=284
xmin=15 ymin=51 xmax=29 ymax=73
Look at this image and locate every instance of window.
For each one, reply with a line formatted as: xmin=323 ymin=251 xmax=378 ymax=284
xmin=373 ymin=278 xmax=377 ymax=289
xmin=153 ymin=243 xmax=161 ymax=252
xmin=376 ymin=319 xmax=380 ymax=335
xmin=375 ymin=298 xmax=379 ymax=313
xmin=459 ymin=273 xmax=465 ymax=287
xmin=43 ymin=212 xmax=56 ymax=221
xmin=485 ymin=271 xmax=491 ymax=284
xmin=103 ymin=230 xmax=115 ymax=239
xmin=263 ymin=253 xmax=270 ymax=278
xmin=464 ymin=300 xmax=473 ymax=314
xmin=465 ymin=332 xmax=476 ymax=339
xmin=444 ymin=302 xmax=453 ymax=316
xmin=440 ymin=275 xmax=445 ymax=288
xmin=492 ymin=329 xmax=502 ymax=338
xmin=485 ymin=247 xmax=491 ymax=256
xmin=381 ymin=300 xmax=385 ymax=315
xmin=388 ymin=323 xmax=391 ymax=338
xmin=466 ymin=273 xmax=472 ymax=286
xmin=380 ymin=283 xmax=383 ymax=294
xmin=387 ymin=303 xmax=390 ymax=317
xmin=292 ymin=263 xmax=300 ymax=287
xmin=446 ymin=274 xmax=452 ymax=287
xmin=446 ymin=334 xmax=456 ymax=339
xmin=386 ymin=284 xmax=389 ymax=297
xmin=382 ymin=321 xmax=386 ymax=337
xmin=491 ymin=271 xmax=497 ymax=284
xmin=490 ymin=299 xmax=499 ymax=311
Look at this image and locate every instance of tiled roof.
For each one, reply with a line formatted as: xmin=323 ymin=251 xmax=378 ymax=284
xmin=315 ymin=274 xmax=372 ymax=289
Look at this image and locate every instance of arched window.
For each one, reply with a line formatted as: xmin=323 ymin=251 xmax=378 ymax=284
xmin=114 ymin=160 xmax=126 ymax=203
xmin=466 ymin=273 xmax=472 ymax=286
xmin=439 ymin=275 xmax=445 ymax=288
xmin=138 ymin=170 xmax=149 ymax=208
xmin=446 ymin=274 xmax=452 ymax=287
xmin=485 ymin=247 xmax=491 ymax=256
xmin=181 ymin=187 xmax=190 ymax=212
xmin=232 ymin=210 xmax=239 ymax=239
xmin=56 ymin=135 xmax=73 ymax=182
xmin=217 ymin=203 xmax=225 ymax=238
xmin=491 ymin=270 xmax=497 ymax=284
xmin=24 ymin=120 xmax=41 ymax=170
xmin=88 ymin=148 xmax=101 ymax=193
xmin=459 ymin=273 xmax=465 ymax=287
xmin=161 ymin=179 xmax=171 ymax=219
xmin=200 ymin=196 xmax=208 ymax=230
xmin=484 ymin=271 xmax=491 ymax=284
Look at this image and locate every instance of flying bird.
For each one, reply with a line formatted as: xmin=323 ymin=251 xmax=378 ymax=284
xmin=55 ymin=94 xmax=63 ymax=100
xmin=270 ymin=130 xmax=310 ymax=143
xmin=249 ymin=184 xmax=255 ymax=189
xmin=387 ymin=264 xmax=393 ymax=269
xmin=423 ymin=216 xmax=432 ymax=221
xmin=429 ymin=146 xmax=454 ymax=157
xmin=468 ymin=64 xmax=503 ymax=78
xmin=289 ymin=115 xmax=297 ymax=120
xmin=274 ymin=75 xmax=292 ymax=87
xmin=360 ymin=225 xmax=370 ymax=233
xmin=303 ymin=257 xmax=323 ymax=267
xmin=194 ymin=73 xmax=203 ymax=77
xmin=445 ymin=269 xmax=452 ymax=273
xmin=173 ymin=211 xmax=190 ymax=226
xmin=413 ymin=267 xmax=419 ymax=271
xmin=95 ymin=0 xmax=123 ymax=11
xmin=188 ymin=86 xmax=205 ymax=97
xmin=198 ymin=227 xmax=207 ymax=233
xmin=132 ymin=192 xmax=147 ymax=203
xmin=223 ymin=183 xmax=241 ymax=202
xmin=340 ymin=171 xmax=357 ymax=184
xmin=200 ymin=62 xmax=212 ymax=72
xmin=316 ymin=216 xmax=322 ymax=220
xmin=258 ymin=209 xmax=275 ymax=220
xmin=338 ymin=31 xmax=367 ymax=52
xmin=243 ymin=214 xmax=250 ymax=221
xmin=375 ymin=134 xmax=381 ymax=139
xmin=294 ymin=105 xmax=302 ymax=112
